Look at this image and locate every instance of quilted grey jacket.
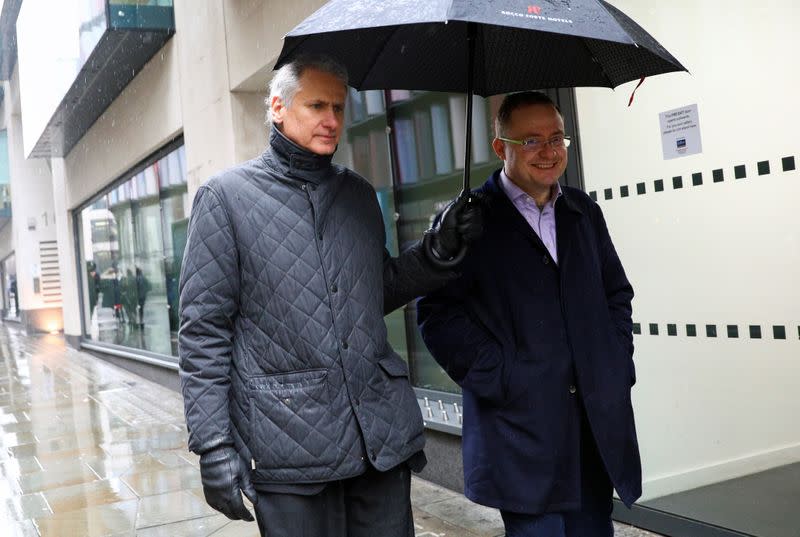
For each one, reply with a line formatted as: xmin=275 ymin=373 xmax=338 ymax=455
xmin=179 ymin=128 xmax=452 ymax=486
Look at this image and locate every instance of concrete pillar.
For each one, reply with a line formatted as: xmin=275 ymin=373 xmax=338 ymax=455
xmin=173 ymin=0 xmax=238 ymax=197
xmin=5 ymin=67 xmax=61 ymax=333
xmin=51 ymin=157 xmax=81 ymax=345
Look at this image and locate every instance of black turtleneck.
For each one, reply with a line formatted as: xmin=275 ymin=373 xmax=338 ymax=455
xmin=265 ymin=127 xmax=336 ymax=186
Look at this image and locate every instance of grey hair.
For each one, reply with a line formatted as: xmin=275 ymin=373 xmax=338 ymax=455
xmin=265 ymin=54 xmax=349 ymax=128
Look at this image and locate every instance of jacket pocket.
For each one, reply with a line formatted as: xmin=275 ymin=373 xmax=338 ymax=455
xmin=248 ymin=368 xmax=328 ymax=394
xmin=247 ymin=368 xmax=334 ymax=470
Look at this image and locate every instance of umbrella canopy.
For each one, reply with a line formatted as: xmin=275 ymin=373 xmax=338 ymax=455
xmin=275 ymin=0 xmax=687 ymax=266
xmin=276 ymin=0 xmax=686 ymax=96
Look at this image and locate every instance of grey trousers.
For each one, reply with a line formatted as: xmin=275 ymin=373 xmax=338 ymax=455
xmin=253 ymin=463 xmax=414 ymax=537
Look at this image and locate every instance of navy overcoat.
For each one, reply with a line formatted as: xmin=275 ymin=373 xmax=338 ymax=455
xmin=418 ymin=170 xmax=642 ymax=514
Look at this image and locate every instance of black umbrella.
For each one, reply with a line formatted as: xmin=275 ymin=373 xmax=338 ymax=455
xmin=276 ymin=0 xmax=687 ymax=191
xmin=275 ymin=0 xmax=686 ymax=264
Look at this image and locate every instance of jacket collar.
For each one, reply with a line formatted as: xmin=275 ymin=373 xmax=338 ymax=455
xmin=265 ymin=127 xmax=335 ymax=185
xmin=483 ymin=170 xmax=583 ymax=216
xmin=481 ymin=170 xmax=584 ymax=265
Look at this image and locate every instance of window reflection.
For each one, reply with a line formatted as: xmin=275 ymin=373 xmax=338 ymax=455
xmin=338 ymin=89 xmax=504 ymax=394
xmin=79 ymin=144 xmax=186 ymax=358
xmin=2 ymin=254 xmax=18 ymax=320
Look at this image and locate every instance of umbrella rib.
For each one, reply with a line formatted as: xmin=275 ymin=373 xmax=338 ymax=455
xmin=355 ymin=25 xmax=405 ymax=89
xmin=580 ymin=37 xmax=616 ymax=88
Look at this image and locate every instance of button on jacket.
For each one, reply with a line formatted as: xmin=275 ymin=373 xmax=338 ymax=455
xmin=179 ymin=128 xmax=452 ymax=486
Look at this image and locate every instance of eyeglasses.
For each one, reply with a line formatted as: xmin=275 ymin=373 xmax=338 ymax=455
xmin=497 ymin=135 xmax=571 ymax=151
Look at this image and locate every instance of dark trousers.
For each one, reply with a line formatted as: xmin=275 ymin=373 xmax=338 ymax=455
xmin=253 ymin=463 xmax=414 ymax=537
xmin=501 ymin=412 xmax=614 ymax=537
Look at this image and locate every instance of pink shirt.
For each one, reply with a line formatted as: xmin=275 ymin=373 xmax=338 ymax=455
xmin=499 ymin=169 xmax=563 ymax=265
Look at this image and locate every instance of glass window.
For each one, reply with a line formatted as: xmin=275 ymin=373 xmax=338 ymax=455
xmin=2 ymin=253 xmax=19 ymax=320
xmin=78 ymin=143 xmax=185 ymax=358
xmin=338 ymin=89 xmax=506 ymax=394
xmin=390 ymin=91 xmax=503 ymax=393
xmin=334 ymin=90 xmax=410 ymax=361
xmin=338 ymin=88 xmax=578 ymax=394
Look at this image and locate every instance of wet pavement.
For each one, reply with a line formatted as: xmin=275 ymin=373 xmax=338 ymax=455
xmin=0 ymin=324 xmax=660 ymax=536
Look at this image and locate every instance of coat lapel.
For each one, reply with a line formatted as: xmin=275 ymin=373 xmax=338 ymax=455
xmin=555 ymin=190 xmax=584 ymax=268
xmin=484 ymin=172 xmax=551 ymax=257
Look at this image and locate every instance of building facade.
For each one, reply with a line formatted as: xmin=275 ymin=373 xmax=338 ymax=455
xmin=0 ymin=2 xmax=798 ymax=535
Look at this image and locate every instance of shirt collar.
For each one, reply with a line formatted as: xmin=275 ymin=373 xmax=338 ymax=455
xmin=499 ymin=168 xmax=563 ymax=209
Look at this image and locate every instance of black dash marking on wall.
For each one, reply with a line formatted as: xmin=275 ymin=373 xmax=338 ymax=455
xmin=692 ymin=172 xmax=703 ymax=186
xmin=649 ymin=323 xmax=659 ymax=336
xmin=773 ymin=325 xmax=786 ymax=340
xmin=604 ymin=188 xmax=613 ymax=200
xmin=749 ymin=325 xmax=762 ymax=339
xmin=620 ymin=185 xmax=629 ymax=198
xmin=734 ymin=165 xmax=747 ymax=179
xmin=589 ymin=191 xmax=597 ymax=201
xmin=654 ymin=179 xmax=664 ymax=192
xmin=713 ymin=169 xmax=724 ymax=182
xmin=783 ymin=156 xmax=796 ymax=172
xmin=633 ymin=323 xmax=641 ymax=335
xmin=686 ymin=324 xmax=697 ymax=337
xmin=727 ymin=325 xmax=739 ymax=338
xmin=672 ymin=176 xmax=683 ymax=189
xmin=637 ymin=182 xmax=646 ymax=195
xmin=667 ymin=324 xmax=677 ymax=336
xmin=797 ymin=326 xmax=800 ymax=340
xmin=757 ymin=161 xmax=770 ymax=175
xmin=706 ymin=325 xmax=717 ymax=337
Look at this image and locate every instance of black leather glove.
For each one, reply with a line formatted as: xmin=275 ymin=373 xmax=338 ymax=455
xmin=199 ymin=445 xmax=257 ymax=521
xmin=428 ymin=193 xmax=484 ymax=261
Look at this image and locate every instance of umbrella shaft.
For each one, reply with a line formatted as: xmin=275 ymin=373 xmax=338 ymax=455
xmin=462 ymin=22 xmax=476 ymax=194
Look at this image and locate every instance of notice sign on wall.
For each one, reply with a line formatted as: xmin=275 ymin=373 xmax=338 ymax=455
xmin=659 ymin=104 xmax=702 ymax=160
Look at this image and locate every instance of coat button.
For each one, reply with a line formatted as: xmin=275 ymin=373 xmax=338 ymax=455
xmin=341 ymin=340 xmax=349 ymax=350
xmin=569 ymin=385 xmax=577 ymax=394
xmin=331 ymin=283 xmax=338 ymax=293
xmin=543 ymin=255 xmax=550 ymax=265
xmin=318 ymin=233 xmax=323 ymax=241
xmin=370 ymin=449 xmax=376 ymax=460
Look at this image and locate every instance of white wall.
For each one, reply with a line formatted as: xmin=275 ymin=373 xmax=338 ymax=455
xmin=51 ymin=158 xmax=80 ymax=337
xmin=5 ymin=67 xmax=59 ymax=314
xmin=575 ymin=0 xmax=800 ymax=500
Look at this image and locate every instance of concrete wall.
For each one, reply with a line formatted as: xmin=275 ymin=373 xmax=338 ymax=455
xmin=51 ymin=158 xmax=80 ymax=338
xmin=173 ymin=0 xmax=238 ymax=195
xmin=63 ymin=40 xmax=183 ymax=210
xmin=223 ymin=0 xmax=326 ymax=92
xmin=575 ymin=0 xmax=800 ymax=500
xmin=4 ymin=67 xmax=60 ymax=331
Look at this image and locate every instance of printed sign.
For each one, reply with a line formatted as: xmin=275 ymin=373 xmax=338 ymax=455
xmin=659 ymin=104 xmax=702 ymax=160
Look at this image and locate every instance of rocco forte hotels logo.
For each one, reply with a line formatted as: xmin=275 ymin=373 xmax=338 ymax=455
xmin=499 ymin=2 xmax=574 ymax=24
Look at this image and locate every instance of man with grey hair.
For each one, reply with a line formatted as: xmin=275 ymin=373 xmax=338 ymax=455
xmin=179 ymin=55 xmax=482 ymax=536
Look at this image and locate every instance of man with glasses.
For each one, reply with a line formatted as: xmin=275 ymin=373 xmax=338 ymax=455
xmin=418 ymin=91 xmax=641 ymax=536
